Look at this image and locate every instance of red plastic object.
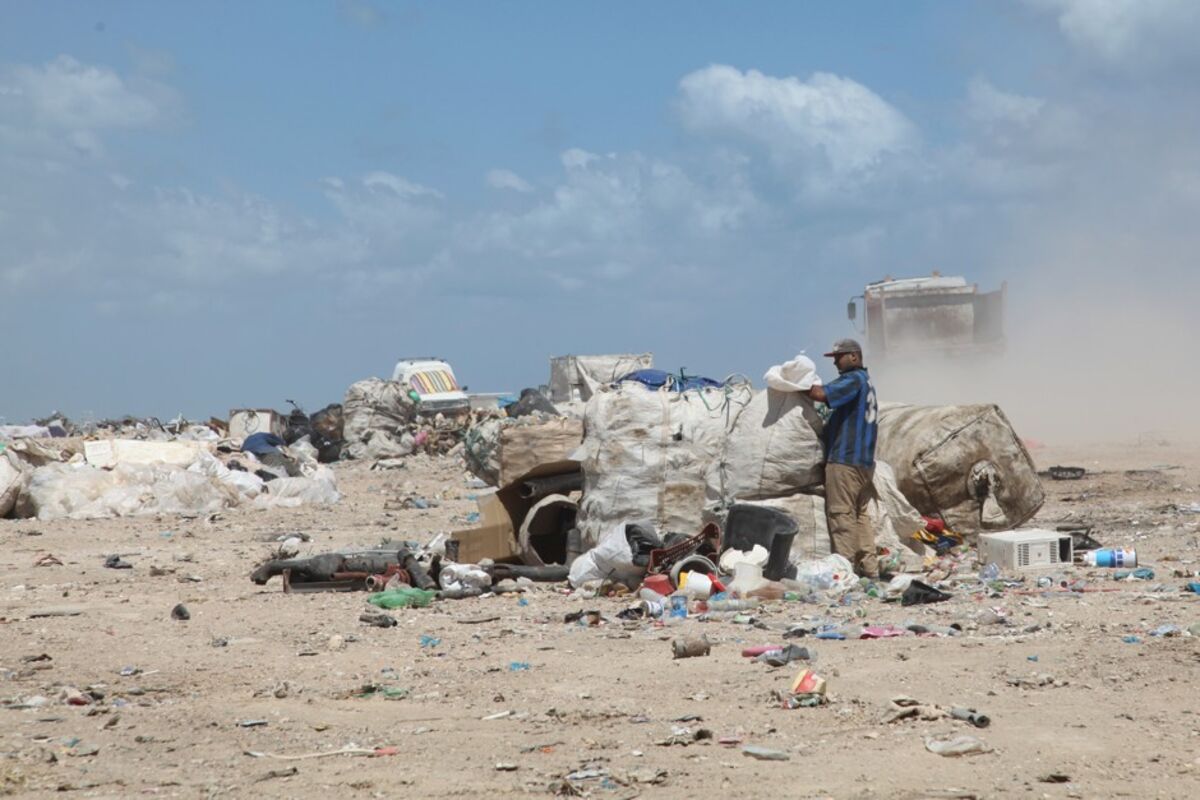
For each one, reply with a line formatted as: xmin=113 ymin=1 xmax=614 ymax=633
xmin=642 ymin=574 xmax=674 ymax=597
xmin=741 ymin=645 xmax=784 ymax=658
xmin=860 ymin=626 xmax=906 ymax=639
xmin=921 ymin=516 xmax=945 ymax=534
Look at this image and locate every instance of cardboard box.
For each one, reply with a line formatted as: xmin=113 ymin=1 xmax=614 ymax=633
xmin=448 ymin=459 xmax=579 ymax=564
xmin=228 ymin=409 xmax=287 ymax=440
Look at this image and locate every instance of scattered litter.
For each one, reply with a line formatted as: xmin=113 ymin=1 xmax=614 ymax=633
xmin=925 ymin=735 xmax=991 ymax=757
xmin=1149 ymin=624 xmax=1181 ymax=637
xmin=368 ymin=589 xmax=436 ymax=609
xmin=902 ymin=580 xmax=953 ymax=606
xmin=256 ymin=767 xmax=299 ymax=782
xmin=1038 ymin=773 xmax=1072 ymax=784
xmin=742 ymin=745 xmax=791 ymax=761
xmin=245 ymin=746 xmax=399 ymax=761
xmin=671 ymin=634 xmax=711 ymax=659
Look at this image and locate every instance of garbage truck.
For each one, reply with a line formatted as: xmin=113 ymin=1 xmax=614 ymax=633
xmin=846 ymin=273 xmax=1006 ymax=363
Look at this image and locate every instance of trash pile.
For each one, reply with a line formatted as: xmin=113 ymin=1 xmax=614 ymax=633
xmin=245 ymin=356 xmax=1060 ymax=626
xmin=1 ymin=429 xmax=340 ymax=520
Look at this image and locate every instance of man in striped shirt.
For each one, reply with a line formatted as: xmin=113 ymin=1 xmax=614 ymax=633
xmin=806 ymin=338 xmax=881 ymax=579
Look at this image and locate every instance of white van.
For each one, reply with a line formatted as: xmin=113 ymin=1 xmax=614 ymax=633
xmin=391 ymin=357 xmax=471 ymax=416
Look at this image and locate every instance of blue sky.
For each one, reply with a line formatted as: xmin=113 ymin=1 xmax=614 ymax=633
xmin=4 ymin=1 xmax=1200 ymax=436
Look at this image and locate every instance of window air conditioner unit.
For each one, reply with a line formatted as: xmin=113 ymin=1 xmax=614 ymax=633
xmin=978 ymin=529 xmax=1073 ymax=571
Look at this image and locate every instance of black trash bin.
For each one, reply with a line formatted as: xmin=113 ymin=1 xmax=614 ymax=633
xmin=721 ymin=504 xmax=799 ymax=581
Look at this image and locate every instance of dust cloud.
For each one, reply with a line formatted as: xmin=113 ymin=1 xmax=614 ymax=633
xmin=870 ymin=261 xmax=1200 ymax=446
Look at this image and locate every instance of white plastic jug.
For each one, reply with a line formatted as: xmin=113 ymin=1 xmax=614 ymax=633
xmin=729 ymin=561 xmax=767 ymax=596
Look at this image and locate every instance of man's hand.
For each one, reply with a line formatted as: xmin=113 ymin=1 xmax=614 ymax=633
xmin=807 ymin=385 xmax=827 ymax=403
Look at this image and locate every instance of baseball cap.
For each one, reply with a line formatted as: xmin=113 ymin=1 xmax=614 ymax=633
xmin=823 ymin=338 xmax=862 ymax=357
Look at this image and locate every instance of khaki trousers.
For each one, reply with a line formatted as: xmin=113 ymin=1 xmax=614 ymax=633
xmin=825 ymin=463 xmax=878 ymax=578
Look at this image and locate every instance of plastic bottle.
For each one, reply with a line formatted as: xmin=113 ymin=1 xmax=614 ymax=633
xmin=978 ymin=562 xmax=1000 ymax=581
xmin=705 ymin=598 xmax=760 ymax=612
xmin=1082 ymin=548 xmax=1137 ymax=568
xmin=640 ymin=587 xmax=666 ymax=604
xmin=665 ymin=593 xmax=689 ymax=623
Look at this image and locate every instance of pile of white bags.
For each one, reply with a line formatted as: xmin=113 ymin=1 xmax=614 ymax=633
xmin=22 ymin=449 xmax=340 ymax=521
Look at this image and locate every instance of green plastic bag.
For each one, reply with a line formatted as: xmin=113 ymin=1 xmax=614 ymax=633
xmin=367 ymin=588 xmax=436 ymax=609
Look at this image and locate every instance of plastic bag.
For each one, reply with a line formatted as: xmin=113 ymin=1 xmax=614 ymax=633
xmin=790 ymin=554 xmax=857 ymax=595
xmin=567 ymin=522 xmax=649 ymax=588
xmin=254 ymin=466 xmax=340 ymax=509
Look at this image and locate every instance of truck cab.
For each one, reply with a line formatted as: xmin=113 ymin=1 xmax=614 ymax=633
xmin=391 ymin=358 xmax=470 ymax=416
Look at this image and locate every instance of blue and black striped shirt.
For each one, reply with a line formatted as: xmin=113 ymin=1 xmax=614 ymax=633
xmin=822 ymin=367 xmax=878 ymax=467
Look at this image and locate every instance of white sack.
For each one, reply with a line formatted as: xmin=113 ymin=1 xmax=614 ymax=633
xmin=711 ymin=389 xmax=825 ymax=503
xmin=576 ymin=385 xmax=741 ymax=545
xmin=0 ymin=452 xmax=26 ymax=518
xmin=868 ymin=461 xmax=928 ymax=568
xmin=763 ymin=354 xmax=822 ymax=392
xmin=747 ymin=493 xmax=831 ymax=562
xmin=876 ymin=403 xmax=1044 ymax=533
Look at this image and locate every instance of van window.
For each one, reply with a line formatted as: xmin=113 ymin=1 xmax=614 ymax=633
xmin=409 ymin=369 xmax=460 ymax=395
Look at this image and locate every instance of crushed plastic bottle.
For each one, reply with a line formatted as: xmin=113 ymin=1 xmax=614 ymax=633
xmin=368 ymin=588 xmax=436 ymax=609
xmin=978 ymin=562 xmax=1001 ymax=582
xmin=706 ymin=598 xmax=760 ymax=612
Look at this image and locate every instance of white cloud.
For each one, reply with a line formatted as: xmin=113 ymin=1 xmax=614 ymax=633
xmin=475 ymin=149 xmax=760 ymax=259
xmin=485 ymin=168 xmax=533 ymax=193
xmin=966 ymin=78 xmax=1045 ymax=128
xmin=1 ymin=55 xmax=164 ymax=130
xmin=1025 ymin=0 xmax=1200 ymax=68
xmin=361 ymin=170 xmax=442 ymax=199
xmin=676 ymin=64 xmax=918 ymax=192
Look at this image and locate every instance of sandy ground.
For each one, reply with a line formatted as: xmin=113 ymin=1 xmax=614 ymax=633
xmin=2 ymin=441 xmax=1199 ymax=799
